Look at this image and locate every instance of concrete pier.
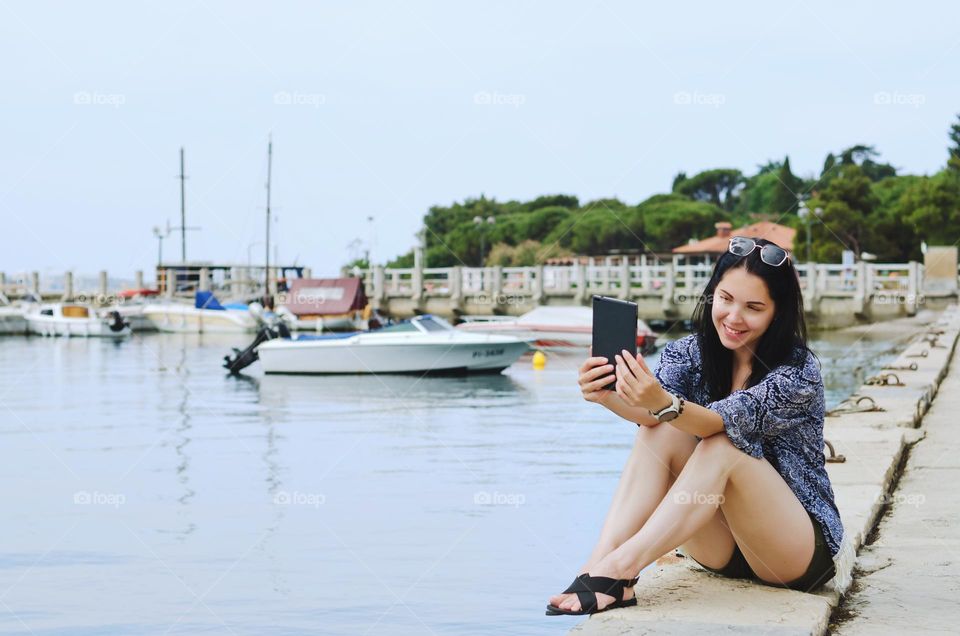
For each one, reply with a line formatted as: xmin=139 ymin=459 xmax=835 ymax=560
xmin=567 ymin=306 xmax=960 ymax=635
xmin=832 ymin=323 xmax=960 ymax=634
xmin=359 ymin=261 xmax=946 ymax=327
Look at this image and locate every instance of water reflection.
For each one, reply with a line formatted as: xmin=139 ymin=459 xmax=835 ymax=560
xmin=0 ymin=325 xmax=922 ymax=636
xmin=254 ymin=371 xmax=527 ymax=408
xmin=173 ymin=343 xmax=196 ymax=539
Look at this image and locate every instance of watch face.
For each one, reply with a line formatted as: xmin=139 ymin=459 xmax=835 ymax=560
xmin=659 ymin=411 xmax=679 ymax=422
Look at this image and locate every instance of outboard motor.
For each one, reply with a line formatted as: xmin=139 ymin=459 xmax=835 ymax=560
xmin=107 ymin=310 xmax=129 ymax=333
xmin=223 ymin=324 xmax=285 ymax=375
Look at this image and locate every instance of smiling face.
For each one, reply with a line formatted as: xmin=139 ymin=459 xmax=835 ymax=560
xmin=710 ymin=265 xmax=776 ymax=358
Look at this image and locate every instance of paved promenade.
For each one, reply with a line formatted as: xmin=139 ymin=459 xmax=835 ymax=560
xmin=833 ymin=318 xmax=960 ymax=634
xmin=569 ymin=307 xmax=959 ymax=635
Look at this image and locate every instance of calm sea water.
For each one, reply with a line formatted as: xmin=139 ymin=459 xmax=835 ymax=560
xmin=0 ymin=328 xmax=911 ymax=635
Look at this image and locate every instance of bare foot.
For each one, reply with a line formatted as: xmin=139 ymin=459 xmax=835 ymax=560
xmin=552 ymin=553 xmax=637 ymax=613
xmin=547 ymin=563 xmax=593 ymax=610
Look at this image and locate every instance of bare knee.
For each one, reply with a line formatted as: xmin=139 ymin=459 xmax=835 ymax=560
xmin=693 ymin=432 xmax=737 ymax=455
xmin=634 ymin=424 xmax=697 ymax=476
xmin=690 ymin=433 xmax=753 ymax=473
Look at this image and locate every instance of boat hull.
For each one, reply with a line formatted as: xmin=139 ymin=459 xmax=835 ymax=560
xmin=258 ymin=338 xmax=529 ymax=374
xmin=141 ymin=305 xmax=256 ymax=334
xmin=456 ymin=323 xmax=658 ymax=354
xmin=0 ymin=309 xmax=27 ymax=335
xmin=26 ymin=316 xmax=130 ymax=338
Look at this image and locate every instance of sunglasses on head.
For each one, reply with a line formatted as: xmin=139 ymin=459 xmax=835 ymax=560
xmin=728 ymin=236 xmax=789 ymax=266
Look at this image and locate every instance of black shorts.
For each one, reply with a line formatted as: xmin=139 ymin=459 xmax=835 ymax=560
xmin=689 ymin=511 xmax=836 ymax=593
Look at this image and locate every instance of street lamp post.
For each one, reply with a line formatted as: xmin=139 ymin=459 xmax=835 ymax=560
xmin=473 ymin=215 xmax=495 ymax=266
xmin=152 ymin=226 xmax=165 ymax=267
xmin=797 ymin=201 xmax=824 ymax=263
xmin=366 ymin=215 xmax=375 ymax=266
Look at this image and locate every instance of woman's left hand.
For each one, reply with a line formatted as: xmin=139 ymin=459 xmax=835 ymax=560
xmin=614 ymin=349 xmax=669 ymax=411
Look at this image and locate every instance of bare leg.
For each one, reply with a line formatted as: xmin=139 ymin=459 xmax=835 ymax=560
xmin=556 ymin=432 xmax=816 ymax=612
xmin=549 ymin=423 xmax=698 ymax=608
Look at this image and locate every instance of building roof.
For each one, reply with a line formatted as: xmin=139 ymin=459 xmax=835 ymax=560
xmin=672 ymin=221 xmax=796 ymax=254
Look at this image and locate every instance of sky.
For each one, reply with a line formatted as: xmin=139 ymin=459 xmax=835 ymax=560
xmin=1 ymin=1 xmax=958 ymax=282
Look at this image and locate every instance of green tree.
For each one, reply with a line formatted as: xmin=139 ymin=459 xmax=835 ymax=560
xmin=640 ymin=194 xmax=727 ymax=251
xmin=948 ymin=113 xmax=960 ymax=172
xmin=737 ymin=170 xmax=780 ymax=216
xmin=525 ymin=194 xmax=579 ymax=210
xmin=839 ymin=145 xmax=897 ymax=182
xmin=769 ymin=156 xmax=804 ymax=216
xmin=900 ymin=170 xmax=960 ymax=247
xmin=520 ymin=206 xmax=573 ymax=243
xmin=871 ymin=175 xmax=923 ymax=261
xmin=807 ymin=164 xmax=878 ymax=261
xmin=672 ymin=168 xmax=744 ymax=211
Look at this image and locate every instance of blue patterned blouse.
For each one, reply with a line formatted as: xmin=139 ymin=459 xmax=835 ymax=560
xmin=653 ymin=334 xmax=843 ymax=558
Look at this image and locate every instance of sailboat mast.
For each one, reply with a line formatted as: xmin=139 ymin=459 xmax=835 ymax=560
xmin=264 ymin=136 xmax=273 ymax=305
xmin=179 ymin=147 xmax=187 ymax=262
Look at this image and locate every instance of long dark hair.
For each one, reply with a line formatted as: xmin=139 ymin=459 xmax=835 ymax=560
xmin=690 ymin=237 xmax=811 ymax=402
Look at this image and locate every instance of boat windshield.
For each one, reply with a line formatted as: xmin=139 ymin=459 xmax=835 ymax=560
xmin=415 ymin=316 xmax=452 ymax=332
xmin=374 ymin=321 xmax=419 ymax=333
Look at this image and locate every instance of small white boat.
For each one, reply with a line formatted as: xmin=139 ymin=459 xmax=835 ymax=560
xmin=455 ymin=306 xmax=660 ymax=354
xmin=235 ymin=314 xmax=530 ymax=375
xmin=110 ymin=288 xmax=161 ymax=332
xmin=0 ymin=293 xmax=28 ymax=335
xmin=141 ymin=292 xmax=257 ymax=334
xmin=276 ymin=277 xmax=371 ymax=332
xmin=25 ymin=303 xmax=130 ymax=338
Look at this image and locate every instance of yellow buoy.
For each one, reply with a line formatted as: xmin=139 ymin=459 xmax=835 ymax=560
xmin=532 ymin=350 xmax=547 ymax=369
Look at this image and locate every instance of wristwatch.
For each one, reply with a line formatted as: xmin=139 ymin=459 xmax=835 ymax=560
xmin=649 ymin=392 xmax=685 ymax=423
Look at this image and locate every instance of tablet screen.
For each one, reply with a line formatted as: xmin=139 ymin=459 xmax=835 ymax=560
xmin=591 ymin=296 xmax=638 ymax=391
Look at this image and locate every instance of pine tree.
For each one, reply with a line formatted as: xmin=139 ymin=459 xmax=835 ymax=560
xmin=948 ymin=114 xmax=960 ymax=171
xmin=769 ymin=156 xmax=803 ymax=215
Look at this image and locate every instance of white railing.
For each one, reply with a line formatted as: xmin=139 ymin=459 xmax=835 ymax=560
xmin=360 ymin=262 xmax=929 ymax=305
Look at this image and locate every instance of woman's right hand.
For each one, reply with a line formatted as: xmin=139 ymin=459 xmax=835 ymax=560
xmin=578 ymin=354 xmax=615 ymax=404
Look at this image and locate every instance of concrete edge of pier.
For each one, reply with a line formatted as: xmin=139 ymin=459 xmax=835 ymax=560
xmin=569 ymin=305 xmax=960 ymax=635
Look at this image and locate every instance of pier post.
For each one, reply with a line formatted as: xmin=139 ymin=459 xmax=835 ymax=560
xmin=660 ymin=261 xmax=676 ymax=314
xmin=532 ymin=264 xmax=544 ymax=304
xmin=268 ymin=267 xmax=278 ymax=296
xmin=372 ymin=265 xmax=385 ymax=308
xmin=62 ymin=271 xmax=74 ymax=302
xmin=640 ymin=254 xmax=651 ymax=291
xmin=804 ymin=263 xmax=819 ymax=313
xmin=907 ymin=261 xmax=920 ymax=315
xmin=449 ymin=266 xmax=463 ymax=314
xmin=573 ymin=262 xmax=587 ymax=305
xmin=98 ymin=271 xmax=108 ymax=303
xmin=617 ymin=259 xmax=630 ymax=300
xmin=491 ymin=265 xmax=503 ymax=298
xmin=199 ymin=267 xmax=210 ymax=292
xmin=450 ymin=266 xmax=462 ymax=301
xmin=412 ymin=248 xmax=424 ymax=302
xmin=135 ymin=270 xmax=144 ymax=290
xmin=853 ymin=261 xmax=867 ymax=315
xmin=31 ymin=271 xmax=40 ymax=296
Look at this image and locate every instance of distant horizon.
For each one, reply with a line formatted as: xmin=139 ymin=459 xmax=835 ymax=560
xmin=3 ymin=1 xmax=958 ymax=278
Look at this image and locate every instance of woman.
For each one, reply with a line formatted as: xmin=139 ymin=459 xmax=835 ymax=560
xmin=546 ymin=236 xmax=843 ymax=616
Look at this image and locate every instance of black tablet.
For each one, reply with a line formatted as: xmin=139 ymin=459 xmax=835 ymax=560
xmin=591 ymin=295 xmax=638 ymax=391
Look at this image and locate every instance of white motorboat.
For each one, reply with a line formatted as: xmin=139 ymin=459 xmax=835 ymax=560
xmin=25 ymin=303 xmax=130 ymax=338
xmin=0 ymin=293 xmax=27 ymax=335
xmin=110 ymin=288 xmax=161 ymax=332
xmin=227 ymin=314 xmax=530 ymax=375
xmin=455 ymin=306 xmax=660 ymax=355
xmin=276 ymin=277 xmax=372 ymax=332
xmin=141 ymin=291 xmax=257 ymax=334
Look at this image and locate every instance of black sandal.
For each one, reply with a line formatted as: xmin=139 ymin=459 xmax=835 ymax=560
xmin=545 ymin=573 xmax=639 ymax=616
